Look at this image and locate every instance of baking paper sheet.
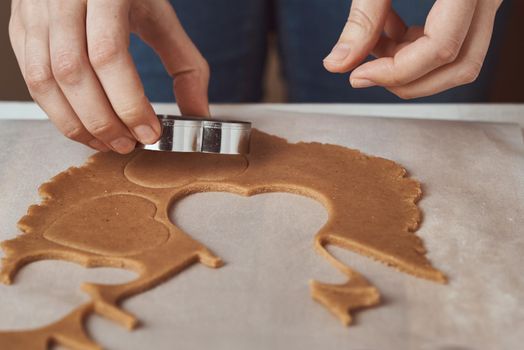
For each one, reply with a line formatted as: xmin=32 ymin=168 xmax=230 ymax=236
xmin=1 ymin=110 xmax=523 ymax=350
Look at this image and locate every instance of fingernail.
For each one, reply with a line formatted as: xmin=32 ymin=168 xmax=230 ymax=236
xmin=110 ymin=137 xmax=136 ymax=154
xmin=152 ymin=119 xmax=162 ymax=135
xmin=88 ymin=139 xmax=110 ymax=152
xmin=133 ymin=124 xmax=158 ymax=144
xmin=324 ymin=43 xmax=351 ymax=62
xmin=351 ymin=78 xmax=376 ymax=88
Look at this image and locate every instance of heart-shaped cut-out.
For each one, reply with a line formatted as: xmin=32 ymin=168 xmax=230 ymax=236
xmin=44 ymin=194 xmax=169 ymax=256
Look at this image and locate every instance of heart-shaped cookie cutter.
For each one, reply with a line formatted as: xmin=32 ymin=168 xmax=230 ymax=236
xmin=141 ymin=114 xmax=251 ymax=155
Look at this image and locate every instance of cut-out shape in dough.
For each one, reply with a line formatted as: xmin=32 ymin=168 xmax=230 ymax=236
xmin=44 ymin=195 xmax=169 ymax=257
xmin=0 ymin=129 xmax=446 ymax=350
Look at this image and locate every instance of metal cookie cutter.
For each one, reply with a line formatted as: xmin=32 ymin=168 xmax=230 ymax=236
xmin=142 ymin=115 xmax=252 ymax=155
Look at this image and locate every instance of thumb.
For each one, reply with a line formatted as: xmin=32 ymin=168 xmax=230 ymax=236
xmin=131 ymin=0 xmax=210 ymax=117
xmin=324 ymin=0 xmax=391 ymax=73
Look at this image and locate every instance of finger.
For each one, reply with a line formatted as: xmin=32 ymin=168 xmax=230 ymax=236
xmin=10 ymin=0 xmax=22 ymax=16
xmin=351 ymin=0 xmax=478 ymax=88
xmin=86 ymin=0 xmax=161 ymax=144
xmin=8 ymin=3 xmax=25 ymax=72
xmin=384 ymin=9 xmax=407 ymax=41
xmin=323 ymin=0 xmax=390 ymax=73
xmin=371 ymin=36 xmax=397 ymax=59
xmin=130 ymin=0 xmax=210 ymax=117
xmin=371 ymin=9 xmax=407 ymax=58
xmin=48 ymin=0 xmax=136 ymax=154
xmin=20 ymin=0 xmax=108 ymax=152
xmin=402 ymin=26 xmax=425 ymax=43
xmin=372 ymin=26 xmax=424 ymax=58
xmin=387 ymin=1 xmax=497 ymax=99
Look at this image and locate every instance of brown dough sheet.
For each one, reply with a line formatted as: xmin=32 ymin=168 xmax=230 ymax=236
xmin=0 ymin=129 xmax=445 ymax=349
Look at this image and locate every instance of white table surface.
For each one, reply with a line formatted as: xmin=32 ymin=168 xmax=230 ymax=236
xmin=0 ymin=101 xmax=523 ymax=124
xmin=0 ymin=102 xmax=523 ymax=350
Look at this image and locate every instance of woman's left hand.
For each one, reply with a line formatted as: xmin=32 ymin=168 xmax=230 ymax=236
xmin=323 ymin=0 xmax=504 ymax=99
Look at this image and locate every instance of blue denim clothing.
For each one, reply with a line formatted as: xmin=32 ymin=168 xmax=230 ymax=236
xmin=130 ymin=0 xmax=510 ymax=103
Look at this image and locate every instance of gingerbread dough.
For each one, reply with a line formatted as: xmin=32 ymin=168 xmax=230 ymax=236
xmin=0 ymin=129 xmax=445 ymax=350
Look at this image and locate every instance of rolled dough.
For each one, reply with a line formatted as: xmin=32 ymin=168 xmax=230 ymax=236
xmin=0 ymin=129 xmax=445 ymax=349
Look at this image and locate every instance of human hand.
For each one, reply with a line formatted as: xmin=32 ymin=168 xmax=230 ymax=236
xmin=9 ymin=0 xmax=209 ymax=153
xmin=323 ymin=0 xmax=503 ymax=99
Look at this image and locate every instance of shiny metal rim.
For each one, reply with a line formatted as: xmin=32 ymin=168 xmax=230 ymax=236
xmin=140 ymin=114 xmax=251 ymax=155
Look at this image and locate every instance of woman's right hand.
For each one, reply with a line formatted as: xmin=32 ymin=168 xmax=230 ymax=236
xmin=9 ymin=0 xmax=210 ymax=153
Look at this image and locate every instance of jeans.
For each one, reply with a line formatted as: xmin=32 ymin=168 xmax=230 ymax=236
xmin=130 ymin=0 xmax=510 ymax=103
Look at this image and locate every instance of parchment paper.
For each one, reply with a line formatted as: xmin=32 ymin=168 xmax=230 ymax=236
xmin=0 ymin=110 xmax=523 ymax=350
